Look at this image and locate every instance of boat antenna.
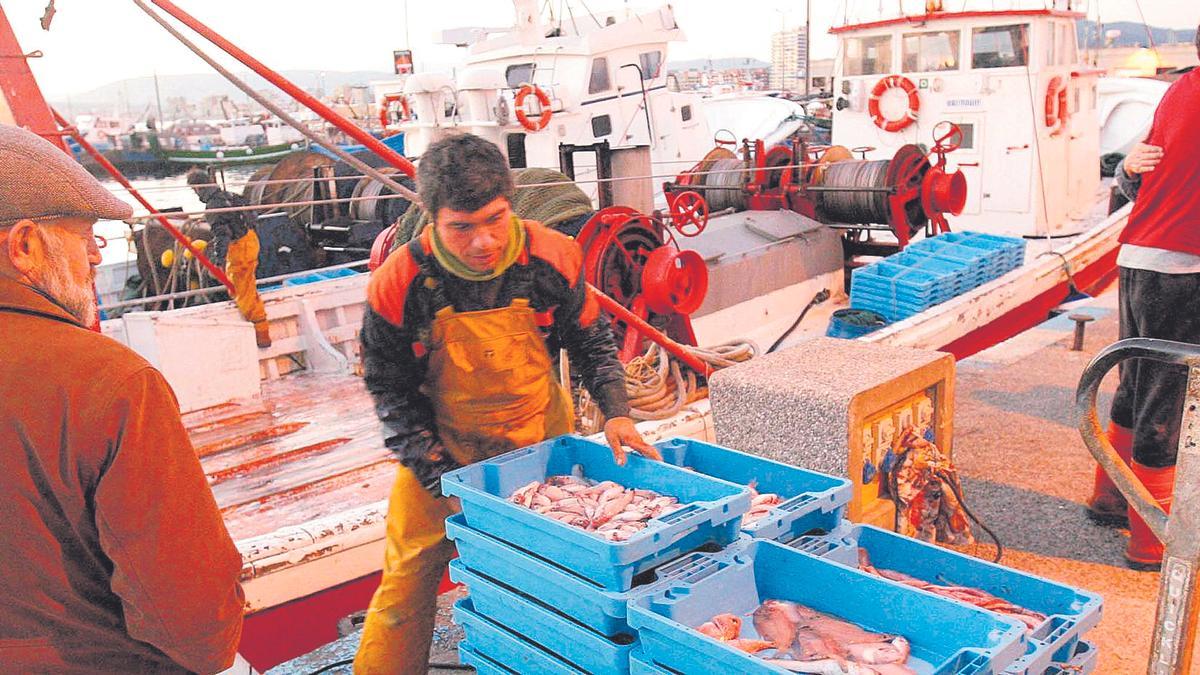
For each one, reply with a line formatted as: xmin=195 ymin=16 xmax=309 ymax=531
xmin=1020 ymin=52 xmax=1054 ymax=241
xmin=1131 ymin=0 xmax=1158 ymax=59
xmin=576 ymin=0 xmax=604 ymax=29
xmin=565 ymin=0 xmax=579 ymax=36
xmin=131 ymin=0 xmax=419 ymax=205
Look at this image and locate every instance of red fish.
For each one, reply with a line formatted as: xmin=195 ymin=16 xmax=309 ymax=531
xmin=752 ymin=599 xmax=802 ymax=652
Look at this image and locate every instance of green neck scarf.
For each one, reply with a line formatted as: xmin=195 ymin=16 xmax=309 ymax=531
xmin=429 ymin=215 xmax=526 ymax=282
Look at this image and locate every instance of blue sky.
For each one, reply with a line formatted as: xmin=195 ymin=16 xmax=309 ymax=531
xmin=6 ymin=0 xmax=1196 ymax=97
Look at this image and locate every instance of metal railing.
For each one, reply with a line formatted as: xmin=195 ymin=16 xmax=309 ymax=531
xmin=1075 ymin=338 xmax=1200 ymax=674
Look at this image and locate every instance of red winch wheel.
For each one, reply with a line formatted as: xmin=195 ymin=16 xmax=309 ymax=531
xmin=514 ymin=84 xmax=552 ymax=132
xmin=930 ymin=121 xmax=964 ymax=155
xmin=668 ymin=191 xmax=709 ymax=237
xmin=868 ymin=75 xmax=920 ymax=133
xmin=369 ymin=224 xmax=398 ymax=271
xmin=640 ymin=247 xmax=708 ymax=315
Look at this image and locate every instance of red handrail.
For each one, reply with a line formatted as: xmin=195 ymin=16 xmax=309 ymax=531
xmin=51 ymin=109 xmax=236 ymax=293
xmin=588 ymin=283 xmax=713 ymax=377
xmin=147 ymin=0 xmax=416 ymax=179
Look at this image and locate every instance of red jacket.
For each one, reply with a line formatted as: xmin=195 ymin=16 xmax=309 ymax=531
xmin=0 ymin=278 xmax=244 ymax=673
xmin=1119 ymin=68 xmax=1200 ymax=255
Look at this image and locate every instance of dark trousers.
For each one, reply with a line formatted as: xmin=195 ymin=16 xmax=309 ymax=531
xmin=1110 ymin=266 xmax=1200 ymax=467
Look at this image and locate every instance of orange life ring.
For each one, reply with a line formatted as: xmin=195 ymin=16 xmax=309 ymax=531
xmin=514 ymin=84 xmax=552 ymax=132
xmin=1045 ymin=76 xmax=1069 ymax=136
xmin=868 ymin=75 xmax=920 ymax=133
xmin=379 ymin=93 xmax=409 ymax=128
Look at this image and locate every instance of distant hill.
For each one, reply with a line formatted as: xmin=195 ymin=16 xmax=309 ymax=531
xmin=51 ymin=70 xmax=397 ymax=115
xmin=1077 ymin=20 xmax=1197 ymax=50
xmin=667 ymin=57 xmax=770 ymax=72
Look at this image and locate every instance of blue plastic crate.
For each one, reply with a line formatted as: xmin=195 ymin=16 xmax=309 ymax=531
xmin=852 ymin=261 xmax=956 ymax=303
xmin=446 ymin=513 xmax=726 ymax=637
xmin=654 ymin=438 xmax=851 ymax=542
xmin=281 ymin=267 xmax=360 ymax=287
xmin=908 ymin=237 xmax=1004 ymax=273
xmin=805 ymin=524 xmax=1101 ymax=675
xmin=441 ymin=435 xmax=751 ymax=591
xmin=458 ymin=642 xmax=518 ymax=675
xmin=450 ymin=560 xmax=637 ymax=674
xmin=628 ymin=539 xmax=1027 ymax=675
xmin=850 ymin=289 xmax=941 ymax=322
xmin=1041 ymin=641 xmax=1096 ymax=675
xmin=454 ymin=599 xmax=585 ymax=674
xmin=957 ymin=233 xmax=1027 ymax=267
xmin=630 ymin=648 xmax=675 ymax=675
xmin=891 ymin=251 xmax=975 ymax=291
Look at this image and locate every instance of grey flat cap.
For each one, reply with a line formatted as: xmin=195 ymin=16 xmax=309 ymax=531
xmin=0 ymin=124 xmax=133 ymax=223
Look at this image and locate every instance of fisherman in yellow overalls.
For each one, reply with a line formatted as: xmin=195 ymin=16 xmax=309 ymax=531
xmin=186 ymin=168 xmax=271 ymax=348
xmin=354 ymin=134 xmax=658 ymax=673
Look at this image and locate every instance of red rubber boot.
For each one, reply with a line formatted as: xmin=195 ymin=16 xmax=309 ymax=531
xmin=1085 ymin=422 xmax=1133 ymax=526
xmin=1125 ymin=461 xmax=1176 ymax=571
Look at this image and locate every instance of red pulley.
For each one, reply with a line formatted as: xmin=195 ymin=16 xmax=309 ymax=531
xmin=640 ymin=247 xmax=708 ymax=315
xmin=921 ymin=167 xmax=968 ymax=217
xmin=369 ymin=224 xmax=398 ymax=271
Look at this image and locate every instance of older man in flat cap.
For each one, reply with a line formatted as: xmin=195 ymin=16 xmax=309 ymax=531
xmin=0 ymin=124 xmax=245 ymax=673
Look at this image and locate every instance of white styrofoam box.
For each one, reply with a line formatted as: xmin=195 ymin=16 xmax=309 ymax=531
xmin=121 ymin=311 xmax=261 ymax=413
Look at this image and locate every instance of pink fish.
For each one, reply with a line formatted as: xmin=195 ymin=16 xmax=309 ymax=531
xmin=753 ymin=600 xmax=802 ymax=652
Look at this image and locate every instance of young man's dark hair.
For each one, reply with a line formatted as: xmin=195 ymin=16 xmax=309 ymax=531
xmin=417 ymin=133 xmax=515 ymax=216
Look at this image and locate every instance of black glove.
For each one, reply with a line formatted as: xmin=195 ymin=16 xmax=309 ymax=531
xmin=397 ymin=429 xmax=462 ymax=498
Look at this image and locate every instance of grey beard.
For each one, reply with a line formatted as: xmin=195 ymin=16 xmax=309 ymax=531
xmin=34 ymin=234 xmax=97 ymax=327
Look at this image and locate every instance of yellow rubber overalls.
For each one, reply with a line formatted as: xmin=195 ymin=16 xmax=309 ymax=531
xmin=224 ymin=230 xmax=269 ymax=345
xmin=354 ymin=297 xmax=573 ymax=674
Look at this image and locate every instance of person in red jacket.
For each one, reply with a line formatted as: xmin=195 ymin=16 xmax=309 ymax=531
xmin=353 ymin=133 xmax=658 ymax=673
xmin=1087 ymin=30 xmax=1200 ymax=570
xmin=0 ymin=124 xmax=245 ymax=672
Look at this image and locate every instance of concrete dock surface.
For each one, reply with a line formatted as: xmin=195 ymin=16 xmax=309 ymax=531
xmin=273 ymin=288 xmax=1191 ymax=674
xmin=951 ymin=288 xmax=1190 ymax=673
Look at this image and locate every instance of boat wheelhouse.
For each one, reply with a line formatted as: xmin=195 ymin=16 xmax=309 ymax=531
xmin=830 ymin=6 xmax=1101 ymax=237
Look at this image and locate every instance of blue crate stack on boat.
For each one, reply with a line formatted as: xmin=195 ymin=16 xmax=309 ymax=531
xmin=442 ymin=436 xmax=1100 ymax=674
xmin=851 ymin=232 xmax=1027 ymax=322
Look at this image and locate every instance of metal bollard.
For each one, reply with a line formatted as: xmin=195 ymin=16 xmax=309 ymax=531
xmin=1075 ymin=338 xmax=1200 ymax=674
xmin=1068 ymin=313 xmax=1094 ymax=352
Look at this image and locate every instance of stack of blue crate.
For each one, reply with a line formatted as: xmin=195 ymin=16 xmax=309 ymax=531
xmin=443 ymin=437 xmax=1101 ymax=674
xmin=851 ymin=232 xmax=1027 ymax=322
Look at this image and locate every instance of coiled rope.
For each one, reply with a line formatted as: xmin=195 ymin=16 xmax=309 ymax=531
xmin=576 ymin=339 xmax=759 ymax=433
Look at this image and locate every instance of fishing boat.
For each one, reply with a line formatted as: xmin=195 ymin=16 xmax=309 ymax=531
xmin=2 ymin=0 xmax=1142 ymax=669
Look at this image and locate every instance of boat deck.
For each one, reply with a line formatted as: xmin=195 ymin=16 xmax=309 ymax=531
xmin=186 ymin=372 xmax=395 ymax=542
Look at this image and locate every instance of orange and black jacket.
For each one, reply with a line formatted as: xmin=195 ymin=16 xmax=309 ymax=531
xmin=199 ymin=189 xmax=254 ymax=266
xmin=362 ymin=221 xmax=629 ymax=493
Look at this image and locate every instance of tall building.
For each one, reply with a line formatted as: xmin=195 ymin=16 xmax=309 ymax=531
xmin=770 ymin=27 xmax=808 ymax=91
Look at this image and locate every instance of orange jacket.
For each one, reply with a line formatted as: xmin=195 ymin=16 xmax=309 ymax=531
xmin=0 ymin=278 xmax=244 ymax=674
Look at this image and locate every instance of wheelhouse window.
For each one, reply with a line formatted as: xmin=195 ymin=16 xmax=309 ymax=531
xmin=589 ymin=57 xmax=611 ymax=94
xmin=972 ymin=24 xmax=1029 ymax=69
xmin=902 ymin=30 xmax=960 ymax=72
xmin=844 ymin=35 xmax=892 ymax=76
xmin=505 ymin=134 xmax=527 ymax=168
xmin=505 ymin=63 xmax=535 ymax=88
xmin=591 ymin=114 xmax=612 ymax=138
xmin=638 ymin=51 xmax=663 ymax=80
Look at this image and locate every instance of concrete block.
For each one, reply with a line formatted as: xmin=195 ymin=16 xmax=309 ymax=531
xmin=710 ymin=336 xmax=954 ymax=523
